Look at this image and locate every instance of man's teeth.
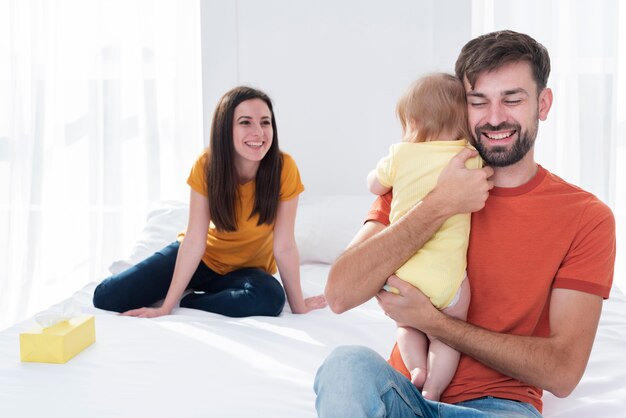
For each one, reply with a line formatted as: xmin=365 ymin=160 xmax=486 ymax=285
xmin=486 ymin=132 xmax=513 ymax=140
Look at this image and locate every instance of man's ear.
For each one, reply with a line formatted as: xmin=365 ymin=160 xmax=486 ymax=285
xmin=538 ymin=87 xmax=553 ymax=121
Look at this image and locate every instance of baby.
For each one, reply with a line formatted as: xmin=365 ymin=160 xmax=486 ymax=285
xmin=367 ymin=73 xmax=482 ymax=401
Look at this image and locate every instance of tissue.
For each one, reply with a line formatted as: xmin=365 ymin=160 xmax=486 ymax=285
xmin=33 ymin=301 xmax=84 ymax=328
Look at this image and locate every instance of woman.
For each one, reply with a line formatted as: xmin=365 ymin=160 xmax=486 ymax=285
xmin=93 ymin=86 xmax=326 ymax=318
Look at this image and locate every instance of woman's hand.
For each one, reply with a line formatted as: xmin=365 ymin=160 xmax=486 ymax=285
xmin=120 ymin=306 xmax=170 ymax=318
xmin=292 ymin=294 xmax=327 ymax=314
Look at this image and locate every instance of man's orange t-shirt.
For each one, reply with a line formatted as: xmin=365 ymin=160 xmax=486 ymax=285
xmin=366 ymin=165 xmax=615 ymax=413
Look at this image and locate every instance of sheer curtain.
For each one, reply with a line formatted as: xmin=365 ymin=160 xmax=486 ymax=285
xmin=471 ymin=0 xmax=625 ymax=292
xmin=0 ymin=0 xmax=203 ymax=330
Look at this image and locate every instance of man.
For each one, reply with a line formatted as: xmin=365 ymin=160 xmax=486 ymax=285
xmin=314 ymin=30 xmax=615 ymax=417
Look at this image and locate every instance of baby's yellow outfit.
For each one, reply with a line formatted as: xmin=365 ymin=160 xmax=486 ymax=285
xmin=375 ymin=139 xmax=482 ymax=309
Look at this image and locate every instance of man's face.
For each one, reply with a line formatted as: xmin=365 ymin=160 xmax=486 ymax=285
xmin=464 ymin=61 xmax=551 ymax=167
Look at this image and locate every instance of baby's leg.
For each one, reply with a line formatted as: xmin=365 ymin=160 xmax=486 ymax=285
xmin=422 ymin=278 xmax=471 ymax=401
xmin=422 ymin=338 xmax=460 ymax=401
xmin=397 ymin=325 xmax=428 ymax=389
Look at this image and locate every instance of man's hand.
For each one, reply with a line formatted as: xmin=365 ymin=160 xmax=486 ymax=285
xmin=433 ymin=148 xmax=494 ymax=215
xmin=376 ymin=275 xmax=440 ymax=332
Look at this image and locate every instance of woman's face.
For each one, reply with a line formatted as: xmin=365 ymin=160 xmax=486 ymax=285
xmin=232 ymin=98 xmax=273 ymax=168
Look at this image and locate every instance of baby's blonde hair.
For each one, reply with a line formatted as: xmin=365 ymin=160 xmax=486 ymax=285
xmin=396 ymin=73 xmax=471 ymax=143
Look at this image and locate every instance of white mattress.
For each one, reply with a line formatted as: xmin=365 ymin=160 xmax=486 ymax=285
xmin=1 ymin=262 xmax=625 ymax=417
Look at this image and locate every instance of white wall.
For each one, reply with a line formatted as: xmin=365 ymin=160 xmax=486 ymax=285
xmin=200 ymin=0 xmax=471 ymax=195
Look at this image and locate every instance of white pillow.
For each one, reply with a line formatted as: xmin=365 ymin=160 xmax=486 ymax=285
xmin=295 ymin=194 xmax=375 ymax=264
xmin=108 ymin=194 xmax=375 ymax=274
xmin=108 ymin=201 xmax=189 ymax=274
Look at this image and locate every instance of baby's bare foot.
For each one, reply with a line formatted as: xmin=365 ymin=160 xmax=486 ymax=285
xmin=422 ymin=389 xmax=441 ymax=402
xmin=410 ymin=368 xmax=426 ymax=389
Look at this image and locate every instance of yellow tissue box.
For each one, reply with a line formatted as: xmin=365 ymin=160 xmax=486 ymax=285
xmin=20 ymin=315 xmax=96 ymax=364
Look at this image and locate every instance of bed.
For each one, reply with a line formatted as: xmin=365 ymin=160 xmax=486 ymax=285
xmin=1 ymin=196 xmax=624 ymax=417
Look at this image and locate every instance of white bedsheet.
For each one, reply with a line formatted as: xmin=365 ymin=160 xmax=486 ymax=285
xmin=1 ymin=263 xmax=625 ymax=417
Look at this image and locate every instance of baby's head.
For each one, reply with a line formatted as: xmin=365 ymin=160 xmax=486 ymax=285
xmin=397 ymin=73 xmax=470 ymax=143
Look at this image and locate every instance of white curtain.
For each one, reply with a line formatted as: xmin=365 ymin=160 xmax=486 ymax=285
xmin=471 ymin=0 xmax=625 ymax=292
xmin=0 ymin=0 xmax=203 ymax=330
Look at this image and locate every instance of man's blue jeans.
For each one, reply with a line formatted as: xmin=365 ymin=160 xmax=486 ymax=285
xmin=314 ymin=346 xmax=543 ymax=418
xmin=93 ymin=241 xmax=286 ymax=317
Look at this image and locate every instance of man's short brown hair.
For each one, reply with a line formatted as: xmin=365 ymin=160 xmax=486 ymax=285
xmin=455 ymin=30 xmax=551 ymax=93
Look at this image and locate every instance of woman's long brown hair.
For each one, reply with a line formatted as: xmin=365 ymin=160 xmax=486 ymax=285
xmin=205 ymin=86 xmax=282 ymax=232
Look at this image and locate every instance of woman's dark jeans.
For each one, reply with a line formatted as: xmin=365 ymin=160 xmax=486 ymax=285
xmin=93 ymin=242 xmax=286 ymax=317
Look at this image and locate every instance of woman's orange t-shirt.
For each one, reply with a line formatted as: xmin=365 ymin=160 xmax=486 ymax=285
xmin=180 ymin=151 xmax=304 ymax=275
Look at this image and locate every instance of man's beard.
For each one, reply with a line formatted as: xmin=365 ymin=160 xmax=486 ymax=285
xmin=472 ymin=120 xmax=538 ymax=167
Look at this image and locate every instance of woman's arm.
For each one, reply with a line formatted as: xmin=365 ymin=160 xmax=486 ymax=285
xmin=122 ymin=189 xmax=209 ymax=317
xmin=273 ymin=196 xmax=326 ymax=314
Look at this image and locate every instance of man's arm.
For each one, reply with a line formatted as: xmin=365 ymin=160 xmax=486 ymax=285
xmin=326 ymin=149 xmax=493 ymax=313
xmin=378 ymin=276 xmax=602 ymax=397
